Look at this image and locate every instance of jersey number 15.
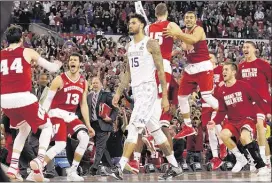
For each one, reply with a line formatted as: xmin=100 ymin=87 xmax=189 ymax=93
xmin=149 ymin=32 xmax=163 ymax=45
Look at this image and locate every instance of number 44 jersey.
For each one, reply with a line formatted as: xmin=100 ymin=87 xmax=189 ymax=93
xmin=50 ymin=72 xmax=86 ymax=113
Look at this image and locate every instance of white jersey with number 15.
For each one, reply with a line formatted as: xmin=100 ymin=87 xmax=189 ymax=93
xmin=127 ymin=36 xmax=156 ymax=87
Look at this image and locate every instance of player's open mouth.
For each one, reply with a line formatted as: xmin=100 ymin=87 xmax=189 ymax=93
xmin=70 ymin=65 xmax=76 ymax=68
xmin=244 ymin=52 xmax=249 ymax=56
xmin=223 ymin=74 xmax=227 ymax=78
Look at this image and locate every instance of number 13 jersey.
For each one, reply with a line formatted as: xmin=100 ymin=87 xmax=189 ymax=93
xmin=50 ymin=73 xmax=86 ymax=113
xmin=127 ymin=36 xmax=156 ymax=87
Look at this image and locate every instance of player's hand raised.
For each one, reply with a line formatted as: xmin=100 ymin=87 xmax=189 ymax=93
xmin=112 ymin=94 xmax=120 ymax=107
xmin=207 ymin=120 xmax=216 ymax=130
xmin=162 ymin=96 xmax=170 ymax=113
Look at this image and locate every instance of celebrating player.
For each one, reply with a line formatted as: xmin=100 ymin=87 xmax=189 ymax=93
xmin=163 ymin=11 xmax=220 ymax=139
xmin=38 ymin=53 xmax=95 ymax=181
xmin=238 ymin=41 xmax=271 ymax=168
xmin=208 ymin=62 xmax=268 ymax=175
xmin=1 ymin=25 xmax=62 ymax=181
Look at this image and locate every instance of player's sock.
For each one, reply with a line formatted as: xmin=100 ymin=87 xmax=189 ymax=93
xmin=184 ymin=118 xmax=192 ymax=127
xmin=230 ymin=146 xmax=243 ymax=158
xmin=208 ymin=128 xmax=219 ymax=158
xmin=9 ymin=152 xmax=20 ymax=172
xmin=133 ymin=152 xmax=141 ymax=163
xmin=259 ymin=146 xmax=266 ymax=163
xmin=166 ymin=154 xmax=179 ymax=167
xmin=38 ymin=122 xmax=52 ymax=163
xmin=71 ymin=160 xmax=80 ymax=169
xmin=244 ymin=141 xmax=266 ymax=169
xmin=119 ymin=157 xmax=129 ymax=171
xmin=266 ymin=155 xmax=271 ymax=166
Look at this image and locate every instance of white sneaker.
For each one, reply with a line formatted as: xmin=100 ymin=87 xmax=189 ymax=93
xmin=66 ymin=167 xmax=84 ymax=181
xmin=257 ymin=167 xmax=269 ymax=176
xmin=30 ymin=158 xmax=45 ymax=182
xmin=232 ymin=155 xmax=247 ymax=173
xmin=7 ymin=172 xmax=23 ymax=182
xmin=26 ymin=171 xmax=50 ymax=182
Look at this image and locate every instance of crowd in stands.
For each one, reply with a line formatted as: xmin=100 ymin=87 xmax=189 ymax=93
xmin=1 ymin=0 xmax=272 ymax=178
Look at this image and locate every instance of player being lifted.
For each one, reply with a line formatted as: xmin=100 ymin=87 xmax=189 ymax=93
xmin=1 ymin=25 xmax=62 ymax=181
xmin=163 ymin=11 xmax=221 ymax=139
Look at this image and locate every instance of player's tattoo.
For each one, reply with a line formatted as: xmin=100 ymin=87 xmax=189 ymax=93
xmin=116 ymin=56 xmax=131 ymax=95
xmin=147 ymin=39 xmax=167 ymax=96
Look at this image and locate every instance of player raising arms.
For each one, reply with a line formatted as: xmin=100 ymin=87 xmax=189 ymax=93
xmin=208 ymin=62 xmax=269 ymax=175
xmin=238 ymin=41 xmax=271 ymax=168
xmin=34 ymin=52 xmax=95 ymax=181
xmin=1 ymin=25 xmax=62 ymax=181
xmin=126 ymin=3 xmax=180 ymax=174
xmin=163 ymin=11 xmax=220 ymax=139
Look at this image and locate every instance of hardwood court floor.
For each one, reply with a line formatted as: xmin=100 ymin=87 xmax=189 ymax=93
xmin=48 ymin=171 xmax=272 ymax=182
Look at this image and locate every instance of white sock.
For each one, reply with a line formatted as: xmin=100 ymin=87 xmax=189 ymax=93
xmin=208 ymin=128 xmax=218 ymax=158
xmin=215 ymin=125 xmax=223 ymax=145
xmin=166 ymin=154 xmax=179 ymax=167
xmin=119 ymin=157 xmax=129 ymax=171
xmin=72 ymin=160 xmax=80 ymax=169
xmin=266 ymin=155 xmax=271 ymax=166
xmin=9 ymin=152 xmax=20 ymax=171
xmin=134 ymin=152 xmax=141 ymax=162
xmin=184 ymin=118 xmax=192 ymax=127
xmin=38 ymin=123 xmax=53 ymax=162
xmin=259 ymin=146 xmax=266 ymax=163
xmin=230 ymin=147 xmax=243 ymax=159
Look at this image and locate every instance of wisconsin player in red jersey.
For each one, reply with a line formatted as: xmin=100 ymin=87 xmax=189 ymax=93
xmin=0 ymin=25 xmax=62 ymax=181
xmin=201 ymin=53 xmax=226 ymax=170
xmin=125 ymin=3 xmax=180 ymax=174
xmin=208 ymin=62 xmax=268 ymax=176
xmin=40 ymin=53 xmax=95 ymax=181
xmin=238 ymin=41 xmax=271 ymax=168
xmin=163 ymin=11 xmax=219 ymax=139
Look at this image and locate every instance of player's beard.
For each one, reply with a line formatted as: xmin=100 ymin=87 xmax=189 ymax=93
xmin=129 ymin=26 xmax=141 ymax=36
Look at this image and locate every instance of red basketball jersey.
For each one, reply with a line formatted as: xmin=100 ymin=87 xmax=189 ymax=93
xmin=183 ymin=26 xmax=210 ymax=64
xmin=213 ymin=65 xmax=224 ymax=95
xmin=148 ymin=20 xmax=174 ymax=61
xmin=50 ymin=73 xmax=86 ymax=113
xmin=1 ymin=47 xmax=32 ymax=94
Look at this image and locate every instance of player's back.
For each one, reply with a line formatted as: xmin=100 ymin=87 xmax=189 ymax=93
xmin=148 ymin=20 xmax=173 ymax=61
xmin=50 ymin=73 xmax=86 ymax=113
xmin=127 ymin=36 xmax=156 ymax=87
xmin=1 ymin=47 xmax=32 ymax=94
xmin=184 ymin=26 xmax=210 ymax=63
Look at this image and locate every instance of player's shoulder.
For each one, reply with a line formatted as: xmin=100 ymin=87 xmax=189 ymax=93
xmin=236 ymin=80 xmax=251 ymax=88
xmin=256 ymin=58 xmax=270 ymax=65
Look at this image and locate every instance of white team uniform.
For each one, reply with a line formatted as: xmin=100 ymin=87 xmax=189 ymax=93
xmin=127 ymin=36 xmax=162 ymax=133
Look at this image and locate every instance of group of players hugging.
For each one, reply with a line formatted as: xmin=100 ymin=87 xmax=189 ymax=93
xmin=1 ymin=2 xmax=271 ymax=182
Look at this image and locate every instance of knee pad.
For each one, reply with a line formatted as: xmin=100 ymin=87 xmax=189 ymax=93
xmin=178 ymin=95 xmax=190 ymax=114
xmin=151 ymin=129 xmax=167 ymax=145
xmin=77 ymin=130 xmax=89 ymax=150
xmin=201 ymin=93 xmax=218 ymax=109
xmin=126 ymin=124 xmax=139 ymax=144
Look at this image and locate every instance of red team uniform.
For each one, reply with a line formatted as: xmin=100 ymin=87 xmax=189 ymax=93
xmin=1 ymin=47 xmax=49 ymax=132
xmin=201 ymin=65 xmax=224 ymax=126
xmin=237 ymin=59 xmax=271 ymax=115
xmin=148 ymin=20 xmax=178 ymax=126
xmin=49 ymin=73 xmax=87 ymax=142
xmin=213 ymin=80 xmax=266 ymax=140
xmin=178 ymin=26 xmax=213 ymax=96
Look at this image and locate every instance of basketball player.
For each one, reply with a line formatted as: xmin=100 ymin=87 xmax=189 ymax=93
xmin=238 ymin=41 xmax=271 ymax=168
xmin=163 ymin=11 xmax=221 ymax=139
xmin=1 ymin=25 xmax=62 ymax=181
xmin=208 ymin=62 xmax=268 ymax=175
xmin=126 ymin=3 xmax=179 ymax=173
xmin=201 ymin=53 xmax=227 ymax=170
xmin=106 ymin=14 xmax=183 ymax=180
xmin=39 ymin=52 xmax=95 ymax=181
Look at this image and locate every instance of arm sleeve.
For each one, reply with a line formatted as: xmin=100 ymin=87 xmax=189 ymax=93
xmin=37 ymin=57 xmax=62 ymax=73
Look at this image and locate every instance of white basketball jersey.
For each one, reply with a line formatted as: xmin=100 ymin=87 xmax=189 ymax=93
xmin=127 ymin=36 xmax=156 ymax=87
